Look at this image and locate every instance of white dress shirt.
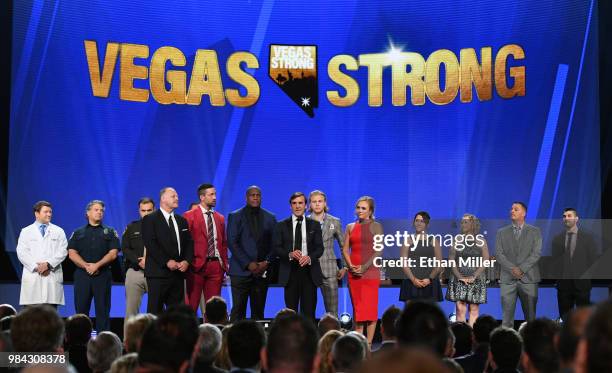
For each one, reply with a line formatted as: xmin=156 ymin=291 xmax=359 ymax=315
xmin=160 ymin=208 xmax=181 ymax=255
xmin=292 ymin=214 xmax=308 ymax=256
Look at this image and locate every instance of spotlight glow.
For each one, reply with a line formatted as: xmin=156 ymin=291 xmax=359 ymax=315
xmin=385 ymin=39 xmax=405 ymax=64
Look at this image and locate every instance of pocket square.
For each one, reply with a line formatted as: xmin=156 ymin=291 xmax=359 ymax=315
xmin=181 ymin=228 xmax=188 ymax=231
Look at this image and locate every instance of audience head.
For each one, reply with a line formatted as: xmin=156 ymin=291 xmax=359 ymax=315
xmin=228 ymin=320 xmax=266 ymax=370
xmin=318 ymin=313 xmax=340 ymax=336
xmin=346 ymin=331 xmax=370 ymax=358
xmin=139 ymin=308 xmax=199 ymax=372
xmin=489 ymin=326 xmax=522 ymax=371
xmin=263 ymin=314 xmax=319 ymax=373
xmin=331 ymin=334 xmax=365 ymax=373
xmin=205 ymin=296 xmax=228 ymax=325
xmin=444 ymin=327 xmax=456 ymax=358
xmin=380 ymin=305 xmax=401 ymax=341
xmin=396 ymin=300 xmax=449 ymax=356
xmin=123 ymin=313 xmax=156 ymax=353
xmin=0 ymin=304 xmax=16 ymax=320
xmin=87 ymin=331 xmax=122 ymax=373
xmin=273 ymin=308 xmax=296 ymax=323
xmin=520 ymin=318 xmax=560 ymax=373
xmin=193 ymin=323 xmax=222 ymax=366
xmin=360 ymin=347 xmax=451 ymax=373
xmin=318 ymin=330 xmax=343 ymax=373
xmin=473 ymin=314 xmax=499 ymax=345
xmin=64 ymin=314 xmax=92 ymax=347
xmin=450 ymin=322 xmax=473 ymax=357
xmin=0 ymin=315 xmax=14 ymax=331
xmin=557 ymin=306 xmax=591 ymax=367
xmin=578 ymin=300 xmax=612 ymax=373
xmin=215 ymin=325 xmax=232 ymax=370
xmin=11 ymin=305 xmax=64 ymax=352
xmin=110 ymin=352 xmax=138 ymax=373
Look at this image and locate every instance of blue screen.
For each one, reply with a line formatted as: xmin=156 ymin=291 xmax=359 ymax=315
xmin=7 ymin=0 xmax=600 ymax=250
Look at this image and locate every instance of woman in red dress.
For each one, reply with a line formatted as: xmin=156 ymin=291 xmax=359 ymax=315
xmin=342 ymin=196 xmax=383 ymax=345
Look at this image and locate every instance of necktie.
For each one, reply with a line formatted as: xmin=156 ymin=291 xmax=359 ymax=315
xmin=295 ymin=216 xmax=303 ymax=251
xmin=513 ymin=226 xmax=521 ymax=240
xmin=168 ymin=215 xmax=179 ymax=253
xmin=40 ymin=224 xmax=47 ymax=237
xmin=566 ymin=232 xmax=575 ymax=258
xmin=206 ymin=211 xmax=216 ymax=257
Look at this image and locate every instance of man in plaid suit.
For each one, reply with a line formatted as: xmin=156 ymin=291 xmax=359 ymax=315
xmin=308 ymin=190 xmax=346 ymax=316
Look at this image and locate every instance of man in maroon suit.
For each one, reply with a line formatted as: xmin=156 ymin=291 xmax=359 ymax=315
xmin=184 ymin=183 xmax=229 ymax=312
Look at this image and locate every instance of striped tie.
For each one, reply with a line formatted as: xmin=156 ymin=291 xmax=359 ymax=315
xmin=206 ymin=211 xmax=215 ymax=257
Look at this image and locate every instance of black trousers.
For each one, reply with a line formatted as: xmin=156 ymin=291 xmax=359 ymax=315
xmin=557 ymin=279 xmax=591 ymax=320
xmin=230 ymin=275 xmax=268 ymax=322
xmin=146 ymin=273 xmax=185 ymax=314
xmin=74 ymin=268 xmax=111 ymax=332
xmin=284 ymin=262 xmax=317 ymax=320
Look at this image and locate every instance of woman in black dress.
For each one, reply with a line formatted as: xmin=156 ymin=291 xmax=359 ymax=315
xmin=399 ymin=211 xmax=443 ymax=302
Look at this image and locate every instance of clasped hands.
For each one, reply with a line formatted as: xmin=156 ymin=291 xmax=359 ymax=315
xmin=84 ymin=263 xmax=100 ymax=276
xmin=411 ymin=277 xmax=432 ymax=288
xmin=35 ymin=262 xmax=51 ymax=276
xmin=290 ymin=250 xmax=311 ymax=267
xmin=349 ymin=264 xmax=364 ymax=277
xmin=459 ymin=276 xmax=475 ymax=285
xmin=247 ymin=261 xmax=269 ymax=275
xmin=511 ymin=267 xmax=524 ymax=279
xmin=167 ymin=259 xmax=189 ymax=272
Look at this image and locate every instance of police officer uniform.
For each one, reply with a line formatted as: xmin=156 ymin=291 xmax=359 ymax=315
xmin=122 ymin=219 xmax=148 ymax=318
xmin=68 ymin=224 xmax=120 ymax=331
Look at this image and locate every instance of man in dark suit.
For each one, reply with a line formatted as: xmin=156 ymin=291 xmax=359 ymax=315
xmin=142 ymin=187 xmax=194 ymax=314
xmin=552 ymin=207 xmax=599 ymax=320
xmin=273 ymin=192 xmax=324 ymax=320
xmin=227 ymin=186 xmax=277 ymax=322
xmin=184 ymin=183 xmax=229 ymax=313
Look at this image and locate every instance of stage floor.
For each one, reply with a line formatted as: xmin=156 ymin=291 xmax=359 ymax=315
xmin=0 ymin=282 xmax=609 ymax=320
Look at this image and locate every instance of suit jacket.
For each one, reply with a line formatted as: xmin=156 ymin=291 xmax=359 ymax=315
xmin=372 ymin=341 xmax=396 ymax=356
xmin=142 ymin=209 xmax=194 ymax=278
xmin=308 ymin=213 xmax=345 ymax=278
xmin=273 ymin=216 xmax=324 ymax=286
xmin=495 ymin=223 xmax=542 ymax=284
xmin=551 ymin=228 xmax=598 ymax=282
xmin=184 ymin=208 xmax=229 ymax=272
xmin=227 ymin=206 xmax=277 ymax=277
xmin=455 ymin=343 xmax=489 ymax=373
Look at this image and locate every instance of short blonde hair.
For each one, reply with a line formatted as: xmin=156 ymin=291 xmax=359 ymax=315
xmin=318 ymin=330 xmax=344 ymax=373
xmin=123 ymin=313 xmax=156 ymax=353
xmin=309 ymin=190 xmax=330 ymax=212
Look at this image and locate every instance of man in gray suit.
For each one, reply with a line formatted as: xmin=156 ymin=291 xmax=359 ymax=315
xmin=308 ymin=190 xmax=346 ymax=316
xmin=495 ymin=201 xmax=542 ymax=327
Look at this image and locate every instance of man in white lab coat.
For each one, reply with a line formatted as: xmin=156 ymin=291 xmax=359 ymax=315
xmin=16 ymin=201 xmax=68 ymax=306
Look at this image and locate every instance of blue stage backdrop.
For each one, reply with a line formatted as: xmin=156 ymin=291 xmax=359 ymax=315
xmin=5 ymin=0 xmax=602 ymax=317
